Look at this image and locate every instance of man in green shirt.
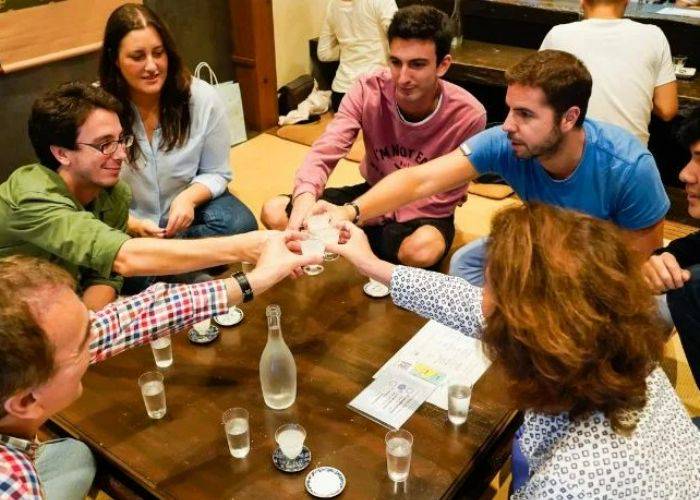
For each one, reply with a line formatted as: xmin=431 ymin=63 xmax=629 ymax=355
xmin=0 ymin=82 xmax=268 ymax=310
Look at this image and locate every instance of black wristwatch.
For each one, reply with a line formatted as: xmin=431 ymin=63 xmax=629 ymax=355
xmin=344 ymin=201 xmax=361 ymax=223
xmin=232 ymin=271 xmax=254 ymax=303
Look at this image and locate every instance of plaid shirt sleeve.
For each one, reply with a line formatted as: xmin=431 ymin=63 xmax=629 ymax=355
xmin=88 ymin=280 xmax=229 ymax=364
xmin=0 ymin=446 xmax=42 ymax=500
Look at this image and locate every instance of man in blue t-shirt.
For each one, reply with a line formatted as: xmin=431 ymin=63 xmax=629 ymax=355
xmin=319 ymin=50 xmax=669 ymax=284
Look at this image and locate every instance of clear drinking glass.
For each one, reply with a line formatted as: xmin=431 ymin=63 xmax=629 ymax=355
xmin=138 ymin=371 xmax=167 ymax=419
xmin=318 ymin=226 xmax=340 ymax=261
xmin=193 ymin=317 xmax=212 ymax=339
xmin=385 ymin=429 xmax=413 ymax=482
xmin=275 ymin=423 xmax=306 ymax=460
xmin=300 ymin=237 xmax=325 ymax=275
xmin=306 ymin=214 xmax=331 ymax=234
xmin=150 ymin=334 xmax=173 ymax=368
xmin=222 ymin=407 xmax=250 ymax=458
xmin=448 ymin=384 xmax=472 ymax=425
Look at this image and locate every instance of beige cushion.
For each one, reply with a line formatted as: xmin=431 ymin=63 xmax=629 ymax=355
xmin=275 ymin=112 xmax=365 ymax=162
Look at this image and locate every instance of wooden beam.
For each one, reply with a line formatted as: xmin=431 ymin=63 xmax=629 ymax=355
xmin=228 ymin=0 xmax=278 ymax=131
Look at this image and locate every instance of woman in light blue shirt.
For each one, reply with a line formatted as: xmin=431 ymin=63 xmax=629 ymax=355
xmin=99 ymin=3 xmax=256 ymax=243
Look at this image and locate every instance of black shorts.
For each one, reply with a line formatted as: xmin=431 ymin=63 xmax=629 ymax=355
xmin=285 ymin=183 xmax=455 ymax=267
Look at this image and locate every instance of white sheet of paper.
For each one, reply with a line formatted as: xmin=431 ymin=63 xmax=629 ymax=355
xmin=657 ymin=7 xmax=700 ymax=18
xmin=374 ymin=320 xmax=492 ymax=410
xmin=347 ymin=369 xmax=434 ymax=430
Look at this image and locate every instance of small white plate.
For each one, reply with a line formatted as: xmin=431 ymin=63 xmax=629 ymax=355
xmin=363 ymin=281 xmax=390 ymax=298
xmin=213 ymin=306 xmax=244 ymax=326
xmin=305 ymin=466 xmax=346 ymax=498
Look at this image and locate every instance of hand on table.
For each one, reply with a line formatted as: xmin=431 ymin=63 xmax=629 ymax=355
xmin=642 ymin=252 xmax=690 ymax=294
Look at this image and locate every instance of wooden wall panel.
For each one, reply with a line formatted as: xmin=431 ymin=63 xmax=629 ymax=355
xmin=229 ymin=0 xmax=278 ymax=131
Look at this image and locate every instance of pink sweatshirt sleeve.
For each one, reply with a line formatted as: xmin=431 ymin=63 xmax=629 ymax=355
xmin=292 ymin=81 xmax=364 ymax=198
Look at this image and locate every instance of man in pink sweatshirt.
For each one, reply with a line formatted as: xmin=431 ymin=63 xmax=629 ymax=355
xmin=261 ymin=5 xmax=486 ymax=269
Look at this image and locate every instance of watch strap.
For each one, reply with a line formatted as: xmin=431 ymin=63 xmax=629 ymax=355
xmin=232 ymin=271 xmax=254 ymax=303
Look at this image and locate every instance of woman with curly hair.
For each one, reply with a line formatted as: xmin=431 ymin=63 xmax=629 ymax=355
xmin=99 ymin=4 xmax=257 ymax=288
xmin=331 ymin=203 xmax=700 ymax=497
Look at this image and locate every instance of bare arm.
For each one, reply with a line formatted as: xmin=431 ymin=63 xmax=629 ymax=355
xmin=652 ymin=81 xmax=678 ymax=122
xmin=623 ymin=219 xmax=664 ymax=257
xmin=113 ymin=231 xmax=268 ymax=277
xmin=82 ymin=284 xmax=118 ymax=311
xmin=353 ymin=149 xmax=478 ymax=223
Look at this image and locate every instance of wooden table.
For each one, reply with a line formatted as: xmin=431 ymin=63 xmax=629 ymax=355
xmin=50 ymin=261 xmax=519 ymax=499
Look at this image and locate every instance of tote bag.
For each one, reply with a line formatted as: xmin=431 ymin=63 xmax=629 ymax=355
xmin=194 ymin=62 xmax=247 ymax=146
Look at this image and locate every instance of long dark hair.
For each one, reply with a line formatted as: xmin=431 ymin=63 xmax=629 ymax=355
xmin=99 ymin=3 xmax=191 ymax=162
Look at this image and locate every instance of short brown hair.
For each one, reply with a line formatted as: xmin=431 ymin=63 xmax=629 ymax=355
xmin=28 ymin=81 xmax=122 ymax=171
xmin=505 ymin=50 xmax=592 ymax=127
xmin=0 ymin=256 xmax=75 ymax=418
xmin=484 ymin=204 xmax=664 ymax=433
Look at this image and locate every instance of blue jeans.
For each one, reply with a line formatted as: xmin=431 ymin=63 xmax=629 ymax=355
xmin=448 ymin=237 xmax=487 ymax=286
xmin=123 ymin=192 xmax=257 ymax=294
xmin=177 ymin=191 xmax=257 ymax=239
xmin=35 ymin=438 xmax=96 ymax=500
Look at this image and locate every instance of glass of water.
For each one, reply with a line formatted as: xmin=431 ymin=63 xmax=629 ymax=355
xmin=317 ymin=226 xmax=340 ymax=261
xmin=150 ymin=334 xmax=173 ymax=368
xmin=448 ymin=384 xmax=472 ymax=425
xmin=138 ymin=370 xmax=167 ymax=419
xmin=385 ymin=429 xmax=413 ymax=482
xmin=275 ymin=423 xmax=306 ymax=460
xmin=300 ymin=237 xmax=325 ymax=275
xmin=222 ymin=407 xmax=250 ymax=459
xmin=306 ymin=214 xmax=330 ymax=234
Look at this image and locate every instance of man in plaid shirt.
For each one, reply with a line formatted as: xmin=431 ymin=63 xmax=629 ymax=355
xmin=0 ymin=232 xmax=319 ymax=499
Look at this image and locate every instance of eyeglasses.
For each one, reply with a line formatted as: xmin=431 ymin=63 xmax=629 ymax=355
xmin=76 ymin=135 xmax=134 ymax=156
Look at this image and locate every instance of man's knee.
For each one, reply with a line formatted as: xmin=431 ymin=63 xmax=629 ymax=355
xmin=397 ymin=227 xmax=446 ymax=268
xmin=260 ymin=196 xmax=289 ymax=230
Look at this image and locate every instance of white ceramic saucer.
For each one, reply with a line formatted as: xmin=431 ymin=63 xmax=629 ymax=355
xmin=213 ymin=306 xmax=244 ymax=327
xmin=363 ymin=280 xmax=390 ymax=298
xmin=305 ymin=466 xmax=346 ymax=498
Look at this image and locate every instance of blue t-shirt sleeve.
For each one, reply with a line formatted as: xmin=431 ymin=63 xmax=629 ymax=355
xmin=612 ymin=153 xmax=669 ymax=230
xmin=459 ymin=126 xmax=511 ymax=176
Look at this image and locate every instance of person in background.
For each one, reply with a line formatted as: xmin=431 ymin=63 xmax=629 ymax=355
xmin=643 ymin=107 xmax=700 ymax=423
xmin=540 ymin=0 xmax=677 ymax=146
xmin=99 ymin=3 xmax=258 ymax=288
xmin=262 ymin=6 xmax=486 ymax=270
xmin=330 ymin=203 xmax=700 ymax=497
xmin=317 ymin=0 xmax=398 ymax=112
xmin=0 ymin=82 xmax=269 ymax=311
xmin=0 ymin=235 xmax=319 ymax=499
xmin=676 ymin=0 xmax=700 ymax=8
xmin=316 ymin=50 xmax=668 ymax=285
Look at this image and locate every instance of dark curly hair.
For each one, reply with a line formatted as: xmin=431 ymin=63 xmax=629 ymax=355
xmin=387 ymin=5 xmax=452 ymax=63
xmin=484 ymin=203 xmax=665 ymax=434
xmin=27 ymin=81 xmax=122 ymax=170
xmin=99 ymin=3 xmax=191 ymax=162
